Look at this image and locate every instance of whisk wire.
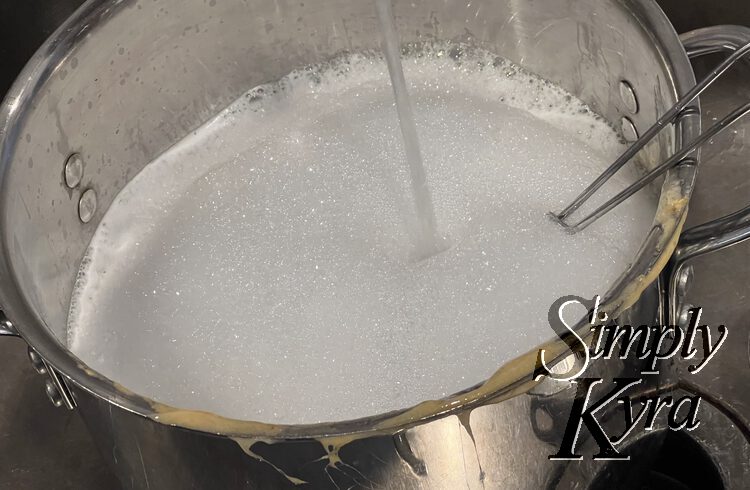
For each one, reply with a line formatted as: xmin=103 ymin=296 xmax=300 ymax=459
xmin=551 ymin=41 xmax=750 ymax=232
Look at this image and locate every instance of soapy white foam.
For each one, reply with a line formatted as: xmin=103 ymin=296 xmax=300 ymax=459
xmin=67 ymin=44 xmax=655 ymax=424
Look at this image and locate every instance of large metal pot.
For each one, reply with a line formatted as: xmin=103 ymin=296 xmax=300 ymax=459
xmin=0 ymin=0 xmax=748 ymax=488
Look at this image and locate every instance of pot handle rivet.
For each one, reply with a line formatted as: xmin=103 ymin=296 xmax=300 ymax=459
xmin=619 ymin=80 xmax=639 ymax=114
xmin=27 ymin=346 xmax=48 ymax=374
xmin=620 ymin=116 xmax=639 ymax=142
xmin=675 ymin=265 xmax=694 ymax=299
xmin=44 ymin=379 xmax=64 ymax=408
xmin=64 ymin=153 xmax=84 ymax=189
xmin=0 ymin=311 xmax=18 ymax=337
xmin=78 ymin=188 xmax=97 ymax=223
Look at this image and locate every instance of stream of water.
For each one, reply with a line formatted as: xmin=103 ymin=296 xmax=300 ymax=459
xmin=375 ymin=0 xmax=443 ymax=258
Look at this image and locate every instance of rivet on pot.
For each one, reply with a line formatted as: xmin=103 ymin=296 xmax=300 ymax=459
xmin=529 ymin=352 xmax=578 ymax=396
xmin=78 ymin=189 xmax=97 ymax=223
xmin=27 ymin=347 xmax=48 ymax=375
xmin=44 ymin=378 xmax=64 ymax=408
xmin=621 ymin=116 xmax=639 ymax=142
xmin=64 ymin=153 xmax=84 ymax=188
xmin=0 ymin=311 xmax=17 ymax=337
xmin=534 ymin=407 xmax=554 ymax=432
xmin=619 ymin=80 xmax=639 ymax=114
xmin=678 ymin=303 xmax=695 ymax=327
xmin=675 ymin=265 xmax=694 ymax=299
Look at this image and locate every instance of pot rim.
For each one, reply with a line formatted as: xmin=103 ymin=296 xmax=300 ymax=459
xmin=0 ymin=0 xmax=699 ymax=440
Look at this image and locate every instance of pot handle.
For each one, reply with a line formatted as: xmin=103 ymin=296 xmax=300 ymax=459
xmin=667 ymin=25 xmax=750 ymax=325
xmin=0 ymin=309 xmax=76 ymax=409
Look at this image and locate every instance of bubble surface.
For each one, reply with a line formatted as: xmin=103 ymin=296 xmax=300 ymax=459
xmin=68 ymin=45 xmax=655 ymax=424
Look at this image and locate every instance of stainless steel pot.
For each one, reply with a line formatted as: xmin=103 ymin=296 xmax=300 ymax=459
xmin=0 ymin=0 xmax=749 ymax=488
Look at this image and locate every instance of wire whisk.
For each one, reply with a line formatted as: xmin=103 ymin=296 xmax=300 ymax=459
xmin=550 ymin=41 xmax=750 ymax=233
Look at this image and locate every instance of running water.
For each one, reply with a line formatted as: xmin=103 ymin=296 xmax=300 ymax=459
xmin=375 ymin=0 xmax=443 ymax=257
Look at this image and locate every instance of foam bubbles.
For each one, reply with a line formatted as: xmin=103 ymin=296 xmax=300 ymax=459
xmin=67 ymin=44 xmax=655 ymax=424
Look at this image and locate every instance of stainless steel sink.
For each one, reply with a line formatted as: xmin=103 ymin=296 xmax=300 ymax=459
xmin=0 ymin=1 xmax=747 ymax=488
